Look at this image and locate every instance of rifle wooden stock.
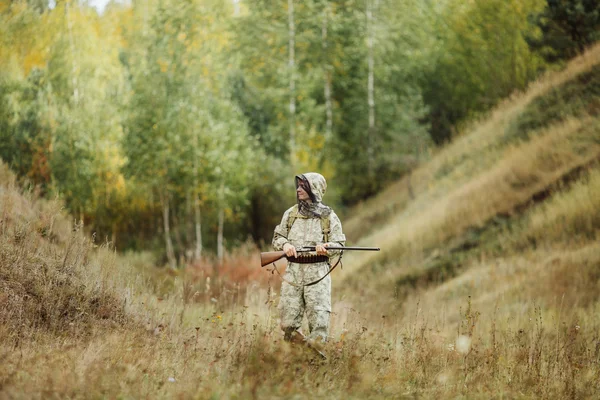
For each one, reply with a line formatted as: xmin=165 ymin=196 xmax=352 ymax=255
xmin=260 ymin=246 xmax=380 ymax=267
xmin=261 ymin=251 xmax=287 ymax=267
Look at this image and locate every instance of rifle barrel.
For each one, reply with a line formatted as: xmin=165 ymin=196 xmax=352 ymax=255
xmin=299 ymin=246 xmax=380 ymax=251
xmin=260 ymin=246 xmax=380 ymax=267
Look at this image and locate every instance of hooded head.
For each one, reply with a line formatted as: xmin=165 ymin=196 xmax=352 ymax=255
xmin=295 ymin=172 xmax=331 ymax=218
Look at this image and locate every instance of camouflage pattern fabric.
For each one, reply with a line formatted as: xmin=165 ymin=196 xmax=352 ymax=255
xmin=272 ymin=172 xmax=346 ymax=342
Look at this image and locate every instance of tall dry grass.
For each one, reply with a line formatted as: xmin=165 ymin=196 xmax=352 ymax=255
xmin=3 ymin=156 xmax=600 ymax=398
xmin=329 ymin=44 xmax=600 ymax=399
xmin=340 ymin=116 xmax=600 ymax=290
xmin=523 ymin=166 xmax=600 ymax=247
xmin=3 ymin=44 xmax=600 ymax=400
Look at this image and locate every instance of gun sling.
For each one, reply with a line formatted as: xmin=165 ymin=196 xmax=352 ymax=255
xmin=269 ymin=252 xmax=343 ymax=288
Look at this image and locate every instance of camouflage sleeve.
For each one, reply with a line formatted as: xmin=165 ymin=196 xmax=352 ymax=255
xmin=325 ymin=211 xmax=346 ymax=256
xmin=272 ymin=207 xmax=293 ymax=251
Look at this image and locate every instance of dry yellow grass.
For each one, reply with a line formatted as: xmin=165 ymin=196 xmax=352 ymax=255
xmin=329 ymin=44 xmax=600 ymax=398
xmin=523 ymin=166 xmax=600 ymax=246
xmin=2 ymin=44 xmax=600 ymax=399
xmin=3 ymin=155 xmax=600 ymax=398
xmin=340 ymin=116 xmax=599 ymax=285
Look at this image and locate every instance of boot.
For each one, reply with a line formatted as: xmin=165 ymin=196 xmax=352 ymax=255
xmin=287 ymin=330 xmax=327 ymax=359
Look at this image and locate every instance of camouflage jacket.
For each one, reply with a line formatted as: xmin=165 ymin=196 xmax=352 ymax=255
xmin=272 ymin=172 xmax=346 ymax=255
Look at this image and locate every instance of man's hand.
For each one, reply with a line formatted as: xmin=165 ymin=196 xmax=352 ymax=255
xmin=283 ymin=243 xmax=297 ymax=258
xmin=315 ymin=243 xmax=328 ymax=256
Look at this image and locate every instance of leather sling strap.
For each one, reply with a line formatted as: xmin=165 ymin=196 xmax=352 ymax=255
xmin=273 ymin=205 xmax=339 ymax=288
xmin=270 ymin=253 xmax=343 ymax=288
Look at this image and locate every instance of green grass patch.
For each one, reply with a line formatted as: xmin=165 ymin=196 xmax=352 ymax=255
xmin=395 ymin=216 xmax=510 ymax=287
xmin=505 ymin=66 xmax=600 ymax=143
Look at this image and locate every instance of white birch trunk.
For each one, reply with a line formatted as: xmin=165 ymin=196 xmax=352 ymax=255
xmin=193 ymin=128 xmax=202 ymax=261
xmin=160 ymin=191 xmax=176 ymax=268
xmin=217 ymin=208 xmax=224 ymax=265
xmin=217 ymin=182 xmax=225 ymax=265
xmin=367 ymin=0 xmax=375 ymax=175
xmin=322 ymin=2 xmax=333 ymax=143
xmin=66 ymin=0 xmax=79 ymax=103
xmin=194 ymin=199 xmax=202 ymax=260
xmin=288 ymin=0 xmax=296 ymax=167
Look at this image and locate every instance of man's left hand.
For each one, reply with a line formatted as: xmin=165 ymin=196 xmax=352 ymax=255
xmin=315 ymin=244 xmax=328 ymax=256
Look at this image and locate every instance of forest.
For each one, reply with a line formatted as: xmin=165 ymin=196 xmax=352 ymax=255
xmin=2 ymin=1 xmax=600 ymax=398
xmin=1 ymin=0 xmax=598 ymax=267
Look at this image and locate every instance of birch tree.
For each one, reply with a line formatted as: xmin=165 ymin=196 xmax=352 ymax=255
xmin=192 ymin=117 xmax=203 ymax=260
xmin=122 ymin=0 xmax=201 ymax=267
xmin=366 ymin=0 xmax=376 ymax=177
xmin=288 ymin=0 xmax=297 ymax=167
xmin=322 ymin=1 xmax=333 ymax=144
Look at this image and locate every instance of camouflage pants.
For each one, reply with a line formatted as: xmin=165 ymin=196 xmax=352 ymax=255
xmin=279 ymin=262 xmax=331 ymax=342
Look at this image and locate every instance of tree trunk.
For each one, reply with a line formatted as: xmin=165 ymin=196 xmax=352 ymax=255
xmin=193 ymin=127 xmax=203 ymax=261
xmin=194 ymin=197 xmax=203 ymax=261
xmin=366 ymin=0 xmax=375 ymax=176
xmin=172 ymin=211 xmax=185 ymax=265
xmin=160 ymin=190 xmax=176 ymax=268
xmin=111 ymin=222 xmax=117 ymax=247
xmin=66 ymin=0 xmax=79 ymax=103
xmin=217 ymin=207 xmax=224 ymax=265
xmin=217 ymin=182 xmax=225 ymax=265
xmin=322 ymin=2 xmax=333 ymax=144
xmin=288 ymin=0 xmax=296 ymax=167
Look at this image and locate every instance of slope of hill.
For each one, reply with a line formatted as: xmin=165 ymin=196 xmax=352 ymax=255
xmin=339 ymin=42 xmax=600 ymax=348
xmin=0 ymin=169 xmax=129 ymax=336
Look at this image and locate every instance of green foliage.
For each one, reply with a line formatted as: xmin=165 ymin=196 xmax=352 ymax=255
xmin=120 ymin=0 xmax=258 ymax=261
xmin=506 ymin=65 xmax=600 ymax=142
xmin=422 ymin=0 xmax=547 ymax=143
xmin=530 ymin=0 xmax=600 ymax=62
xmin=233 ymin=0 xmax=432 ymax=203
xmin=0 ymin=0 xmax=595 ymax=257
xmin=45 ymin=1 xmax=128 ymax=220
xmin=0 ymin=69 xmax=52 ymax=189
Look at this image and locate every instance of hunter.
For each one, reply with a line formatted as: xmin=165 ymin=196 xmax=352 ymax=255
xmin=272 ymin=172 xmax=346 ymax=345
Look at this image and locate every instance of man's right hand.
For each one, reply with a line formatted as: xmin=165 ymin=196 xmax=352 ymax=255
xmin=283 ymin=243 xmax=297 ymax=258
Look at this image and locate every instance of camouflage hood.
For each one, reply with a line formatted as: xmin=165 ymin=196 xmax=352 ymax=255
xmin=295 ymin=172 xmax=332 ymax=218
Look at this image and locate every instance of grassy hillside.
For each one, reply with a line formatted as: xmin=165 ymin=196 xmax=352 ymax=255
xmin=1 ymin=45 xmax=600 ymax=399
xmin=336 ymin=43 xmax=600 ymax=394
xmin=342 ymin=43 xmax=600 ymax=301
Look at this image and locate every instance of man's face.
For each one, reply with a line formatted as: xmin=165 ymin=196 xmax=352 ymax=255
xmin=296 ymin=181 xmax=311 ymax=202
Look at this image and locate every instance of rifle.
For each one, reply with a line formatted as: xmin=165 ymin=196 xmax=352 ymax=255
xmin=260 ymin=246 xmax=380 ymax=268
